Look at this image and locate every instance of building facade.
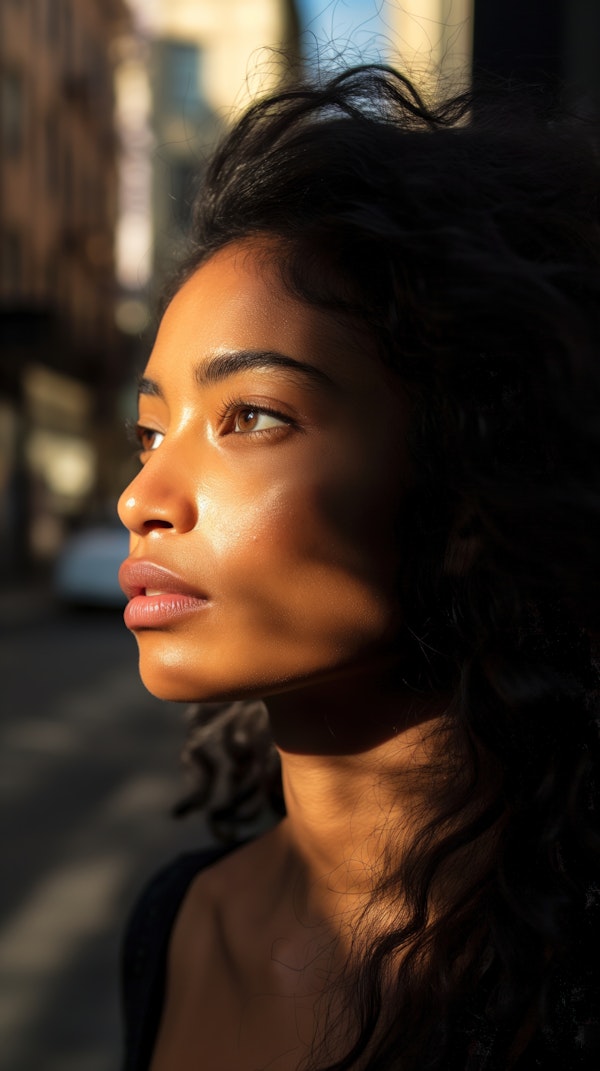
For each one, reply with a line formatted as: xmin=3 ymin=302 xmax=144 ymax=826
xmin=118 ymin=0 xmax=300 ymax=308
xmin=0 ymin=0 xmax=129 ymax=575
xmin=388 ymin=0 xmax=473 ymax=95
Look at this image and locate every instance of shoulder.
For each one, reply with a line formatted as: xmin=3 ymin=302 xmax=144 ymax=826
xmin=122 ymin=847 xmax=227 ymax=970
xmin=168 ymin=823 xmax=284 ymax=947
xmin=122 ymin=826 xmax=283 ymax=983
xmin=161 ymin=822 xmax=290 ymax=1004
xmin=120 ymin=844 xmax=239 ymax=1071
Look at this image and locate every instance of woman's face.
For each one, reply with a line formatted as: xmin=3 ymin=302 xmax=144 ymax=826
xmin=118 ymin=242 xmax=410 ymax=702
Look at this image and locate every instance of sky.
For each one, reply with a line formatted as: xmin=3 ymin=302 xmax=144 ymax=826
xmin=295 ymin=0 xmax=391 ymax=63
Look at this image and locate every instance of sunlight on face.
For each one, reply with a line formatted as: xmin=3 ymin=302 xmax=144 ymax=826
xmin=118 ymin=241 xmax=410 ymax=702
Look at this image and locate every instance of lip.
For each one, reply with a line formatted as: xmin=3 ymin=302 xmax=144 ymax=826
xmin=119 ymin=558 xmax=209 ymax=630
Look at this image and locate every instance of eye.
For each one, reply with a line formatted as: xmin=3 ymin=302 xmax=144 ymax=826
xmin=136 ymin=426 xmax=165 ymax=452
xmin=232 ymin=407 xmax=289 ymax=434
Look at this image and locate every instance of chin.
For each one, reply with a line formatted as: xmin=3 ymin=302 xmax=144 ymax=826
xmin=138 ymin=665 xmax=225 ymax=704
xmin=136 ymin=654 xmax=266 ymax=705
xmin=133 ymin=631 xmax=392 ymax=705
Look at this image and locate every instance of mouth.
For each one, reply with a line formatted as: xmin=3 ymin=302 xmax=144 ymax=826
xmin=118 ymin=559 xmax=208 ymax=602
xmin=118 ymin=559 xmax=210 ymax=629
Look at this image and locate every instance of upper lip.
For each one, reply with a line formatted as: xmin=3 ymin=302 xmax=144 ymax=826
xmin=118 ymin=558 xmax=208 ymax=601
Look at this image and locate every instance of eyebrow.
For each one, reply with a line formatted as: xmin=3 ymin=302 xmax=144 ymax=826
xmin=138 ymin=374 xmax=163 ymax=398
xmin=137 ymin=348 xmax=336 ymax=399
xmin=197 ymin=349 xmax=336 ymax=389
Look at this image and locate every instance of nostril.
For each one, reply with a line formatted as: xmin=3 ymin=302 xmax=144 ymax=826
xmin=143 ymin=519 xmax=173 ymax=532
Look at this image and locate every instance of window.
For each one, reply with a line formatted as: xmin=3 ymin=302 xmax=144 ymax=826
xmin=64 ymin=0 xmax=74 ymax=71
xmin=169 ymin=160 xmax=198 ymax=231
xmin=46 ymin=0 xmax=60 ymax=45
xmin=164 ymin=41 xmax=202 ymax=113
xmin=2 ymin=231 xmax=23 ymax=294
xmin=62 ymin=142 xmax=73 ymax=219
xmin=1 ymin=70 xmax=25 ymax=157
xmin=45 ymin=113 xmax=60 ymax=194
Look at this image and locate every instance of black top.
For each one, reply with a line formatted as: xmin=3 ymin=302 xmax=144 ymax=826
xmin=120 ymin=844 xmax=237 ymax=1071
xmin=120 ymin=846 xmax=599 ymax=1070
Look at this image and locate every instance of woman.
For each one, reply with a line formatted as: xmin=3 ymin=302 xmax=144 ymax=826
xmin=118 ymin=66 xmax=600 ymax=1070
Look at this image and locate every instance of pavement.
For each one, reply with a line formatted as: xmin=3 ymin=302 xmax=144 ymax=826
xmin=1 ymin=581 xmax=214 ymax=1071
xmin=0 ymin=576 xmax=56 ymax=626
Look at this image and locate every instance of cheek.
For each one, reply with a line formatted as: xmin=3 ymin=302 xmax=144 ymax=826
xmin=207 ymin=458 xmax=401 ymax=640
xmin=132 ymin=461 xmax=403 ymax=702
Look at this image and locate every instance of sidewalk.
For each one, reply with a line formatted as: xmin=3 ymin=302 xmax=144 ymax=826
xmin=0 ymin=576 xmax=56 ymax=628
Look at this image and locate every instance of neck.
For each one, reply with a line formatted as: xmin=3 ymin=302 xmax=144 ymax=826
xmin=265 ymin=667 xmax=449 ymax=923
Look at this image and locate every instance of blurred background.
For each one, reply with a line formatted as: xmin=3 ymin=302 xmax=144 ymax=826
xmin=1 ymin=1 xmax=599 ymax=1069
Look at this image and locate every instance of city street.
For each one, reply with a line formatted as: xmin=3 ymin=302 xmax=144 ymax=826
xmin=0 ymin=588 xmax=214 ymax=1071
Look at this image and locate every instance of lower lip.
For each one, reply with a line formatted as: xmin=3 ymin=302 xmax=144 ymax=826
xmin=123 ymin=593 xmax=209 ymax=629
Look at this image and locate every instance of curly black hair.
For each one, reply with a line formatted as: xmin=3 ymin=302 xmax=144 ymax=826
xmin=171 ymin=66 xmax=600 ymax=1070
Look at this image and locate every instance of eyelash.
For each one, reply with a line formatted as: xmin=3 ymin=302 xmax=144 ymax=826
xmin=125 ymin=418 xmax=161 ymax=458
xmin=216 ymin=395 xmax=295 ymax=436
xmin=125 ymin=398 xmax=294 ymax=458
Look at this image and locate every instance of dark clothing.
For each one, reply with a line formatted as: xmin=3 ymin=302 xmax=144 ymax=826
xmin=120 ymin=845 xmax=234 ymax=1071
xmin=120 ymin=845 xmax=598 ymax=1070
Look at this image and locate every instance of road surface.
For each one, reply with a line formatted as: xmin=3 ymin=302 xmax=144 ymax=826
xmin=0 ymin=588 xmax=213 ymax=1071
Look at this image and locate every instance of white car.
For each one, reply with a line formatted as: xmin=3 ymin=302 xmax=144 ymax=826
xmin=53 ymin=523 xmax=130 ymax=607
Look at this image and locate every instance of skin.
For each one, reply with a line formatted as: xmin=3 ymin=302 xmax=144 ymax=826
xmin=118 ymin=240 xmax=415 ymax=706
xmin=118 ymin=241 xmax=449 ymax=1070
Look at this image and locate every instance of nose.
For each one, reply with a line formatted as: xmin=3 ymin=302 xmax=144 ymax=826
xmin=117 ymin=454 xmax=198 ymax=537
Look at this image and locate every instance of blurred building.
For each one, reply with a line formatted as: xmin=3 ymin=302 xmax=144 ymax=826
xmin=116 ymin=0 xmax=300 ymax=326
xmin=0 ymin=0 xmax=130 ymax=577
xmin=388 ymin=0 xmax=600 ymax=106
xmin=389 ymin=0 xmax=474 ymax=95
xmin=0 ymin=0 xmax=301 ymax=580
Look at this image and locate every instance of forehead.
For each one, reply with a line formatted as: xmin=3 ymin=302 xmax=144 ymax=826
xmin=147 ymin=241 xmax=392 ymax=397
